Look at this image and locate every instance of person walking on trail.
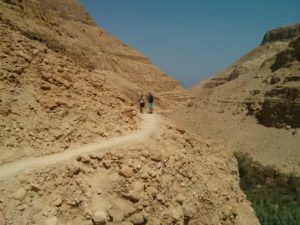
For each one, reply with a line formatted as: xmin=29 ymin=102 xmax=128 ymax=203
xmin=139 ymin=95 xmax=146 ymax=113
xmin=147 ymin=92 xmax=154 ymax=114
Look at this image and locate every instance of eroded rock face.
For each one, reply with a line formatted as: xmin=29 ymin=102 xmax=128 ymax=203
xmin=271 ymin=37 xmax=300 ymax=71
xmin=256 ymin=86 xmax=300 ymax=128
xmin=0 ymin=0 xmax=191 ymax=108
xmin=261 ymin=23 xmax=300 ymax=45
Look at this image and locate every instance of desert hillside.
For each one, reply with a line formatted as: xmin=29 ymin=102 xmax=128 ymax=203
xmin=170 ymin=23 xmax=300 ymax=174
xmin=0 ymin=0 xmax=259 ymax=225
xmin=0 ymin=0 xmax=191 ymax=108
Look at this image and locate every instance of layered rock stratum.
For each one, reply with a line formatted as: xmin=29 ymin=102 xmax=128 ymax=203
xmin=170 ymin=23 xmax=300 ymax=174
xmin=0 ymin=0 xmax=259 ymax=225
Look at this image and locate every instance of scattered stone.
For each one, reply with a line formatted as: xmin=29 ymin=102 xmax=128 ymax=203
xmin=102 ymin=159 xmax=112 ymax=169
xmin=171 ymin=206 xmax=184 ymax=221
xmin=130 ymin=212 xmax=144 ymax=225
xmin=175 ymin=194 xmax=185 ymax=204
xmin=90 ymin=153 xmax=104 ymax=160
xmin=43 ymin=99 xmax=58 ymax=110
xmin=12 ymin=189 xmax=27 ymax=200
xmin=119 ymin=165 xmax=134 ymax=178
xmin=176 ymin=128 xmax=186 ymax=134
xmin=123 ymin=181 xmax=145 ymax=202
xmin=31 ymin=183 xmax=41 ymax=192
xmin=17 ymin=204 xmax=25 ymax=211
xmin=292 ymin=130 xmax=297 ymax=135
xmin=150 ymin=150 xmax=164 ymax=162
xmin=53 ymin=197 xmax=62 ymax=207
xmin=77 ymin=155 xmax=90 ymax=163
xmin=41 ymin=85 xmax=51 ymax=90
xmin=92 ymin=210 xmax=107 ymax=225
xmin=182 ymin=203 xmax=195 ymax=218
xmin=108 ymin=208 xmax=124 ymax=222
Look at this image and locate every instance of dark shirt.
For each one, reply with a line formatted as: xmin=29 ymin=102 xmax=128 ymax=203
xmin=148 ymin=95 xmax=154 ymax=103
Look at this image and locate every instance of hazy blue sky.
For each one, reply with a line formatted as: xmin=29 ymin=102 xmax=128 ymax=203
xmin=79 ymin=0 xmax=300 ymax=87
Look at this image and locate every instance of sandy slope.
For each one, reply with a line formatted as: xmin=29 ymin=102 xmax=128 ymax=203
xmin=0 ymin=114 xmax=157 ymax=180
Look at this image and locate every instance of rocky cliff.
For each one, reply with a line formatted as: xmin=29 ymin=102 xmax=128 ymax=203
xmin=192 ymin=23 xmax=300 ymax=129
xmin=261 ymin=23 xmax=300 ymax=44
xmin=0 ymin=0 xmax=191 ymax=108
xmin=171 ymin=24 xmax=300 ymax=173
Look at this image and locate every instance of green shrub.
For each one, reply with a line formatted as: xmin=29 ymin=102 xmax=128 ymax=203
xmin=234 ymin=152 xmax=300 ymax=225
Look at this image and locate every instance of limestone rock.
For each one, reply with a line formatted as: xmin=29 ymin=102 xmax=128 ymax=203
xmin=171 ymin=206 xmax=184 ymax=221
xmin=12 ymin=189 xmax=27 ymax=200
xmin=108 ymin=208 xmax=124 ymax=222
xmin=123 ymin=181 xmax=145 ymax=202
xmin=182 ymin=203 xmax=196 ymax=218
xmin=130 ymin=212 xmax=144 ymax=225
xmin=92 ymin=211 xmax=107 ymax=225
xmin=119 ymin=165 xmax=134 ymax=178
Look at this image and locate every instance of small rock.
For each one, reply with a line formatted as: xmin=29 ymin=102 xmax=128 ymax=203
xmin=119 ymin=165 xmax=134 ymax=178
xmin=17 ymin=204 xmax=25 ymax=211
xmin=31 ymin=183 xmax=40 ymax=192
xmin=130 ymin=212 xmax=144 ymax=225
xmin=12 ymin=189 xmax=27 ymax=200
xmin=41 ymin=85 xmax=51 ymax=90
xmin=90 ymin=153 xmax=104 ymax=160
xmin=108 ymin=208 xmax=124 ymax=222
xmin=171 ymin=206 xmax=184 ymax=221
xmin=123 ymin=181 xmax=145 ymax=202
xmin=286 ymin=125 xmax=291 ymax=130
xmin=92 ymin=210 xmax=107 ymax=225
xmin=80 ymin=155 xmax=91 ymax=163
xmin=102 ymin=159 xmax=112 ymax=169
xmin=292 ymin=130 xmax=297 ymax=135
xmin=150 ymin=150 xmax=164 ymax=162
xmin=182 ymin=203 xmax=195 ymax=218
xmin=53 ymin=197 xmax=62 ymax=207
xmin=176 ymin=128 xmax=186 ymax=134
xmin=175 ymin=194 xmax=185 ymax=204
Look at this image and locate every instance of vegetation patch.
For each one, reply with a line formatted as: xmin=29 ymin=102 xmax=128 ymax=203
xmin=235 ymin=152 xmax=300 ymax=225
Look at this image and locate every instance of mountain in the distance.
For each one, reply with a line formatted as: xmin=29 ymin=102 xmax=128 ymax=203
xmin=171 ymin=23 xmax=300 ymax=174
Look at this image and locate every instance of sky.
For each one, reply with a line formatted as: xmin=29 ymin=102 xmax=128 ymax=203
xmin=79 ymin=0 xmax=300 ymax=87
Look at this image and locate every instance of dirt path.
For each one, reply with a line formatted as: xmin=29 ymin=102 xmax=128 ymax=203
xmin=0 ymin=114 xmax=157 ymax=180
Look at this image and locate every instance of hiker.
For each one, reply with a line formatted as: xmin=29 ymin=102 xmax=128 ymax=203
xmin=147 ymin=92 xmax=154 ymax=113
xmin=139 ymin=95 xmax=146 ymax=113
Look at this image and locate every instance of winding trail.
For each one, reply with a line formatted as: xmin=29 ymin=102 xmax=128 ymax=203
xmin=0 ymin=114 xmax=157 ymax=180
